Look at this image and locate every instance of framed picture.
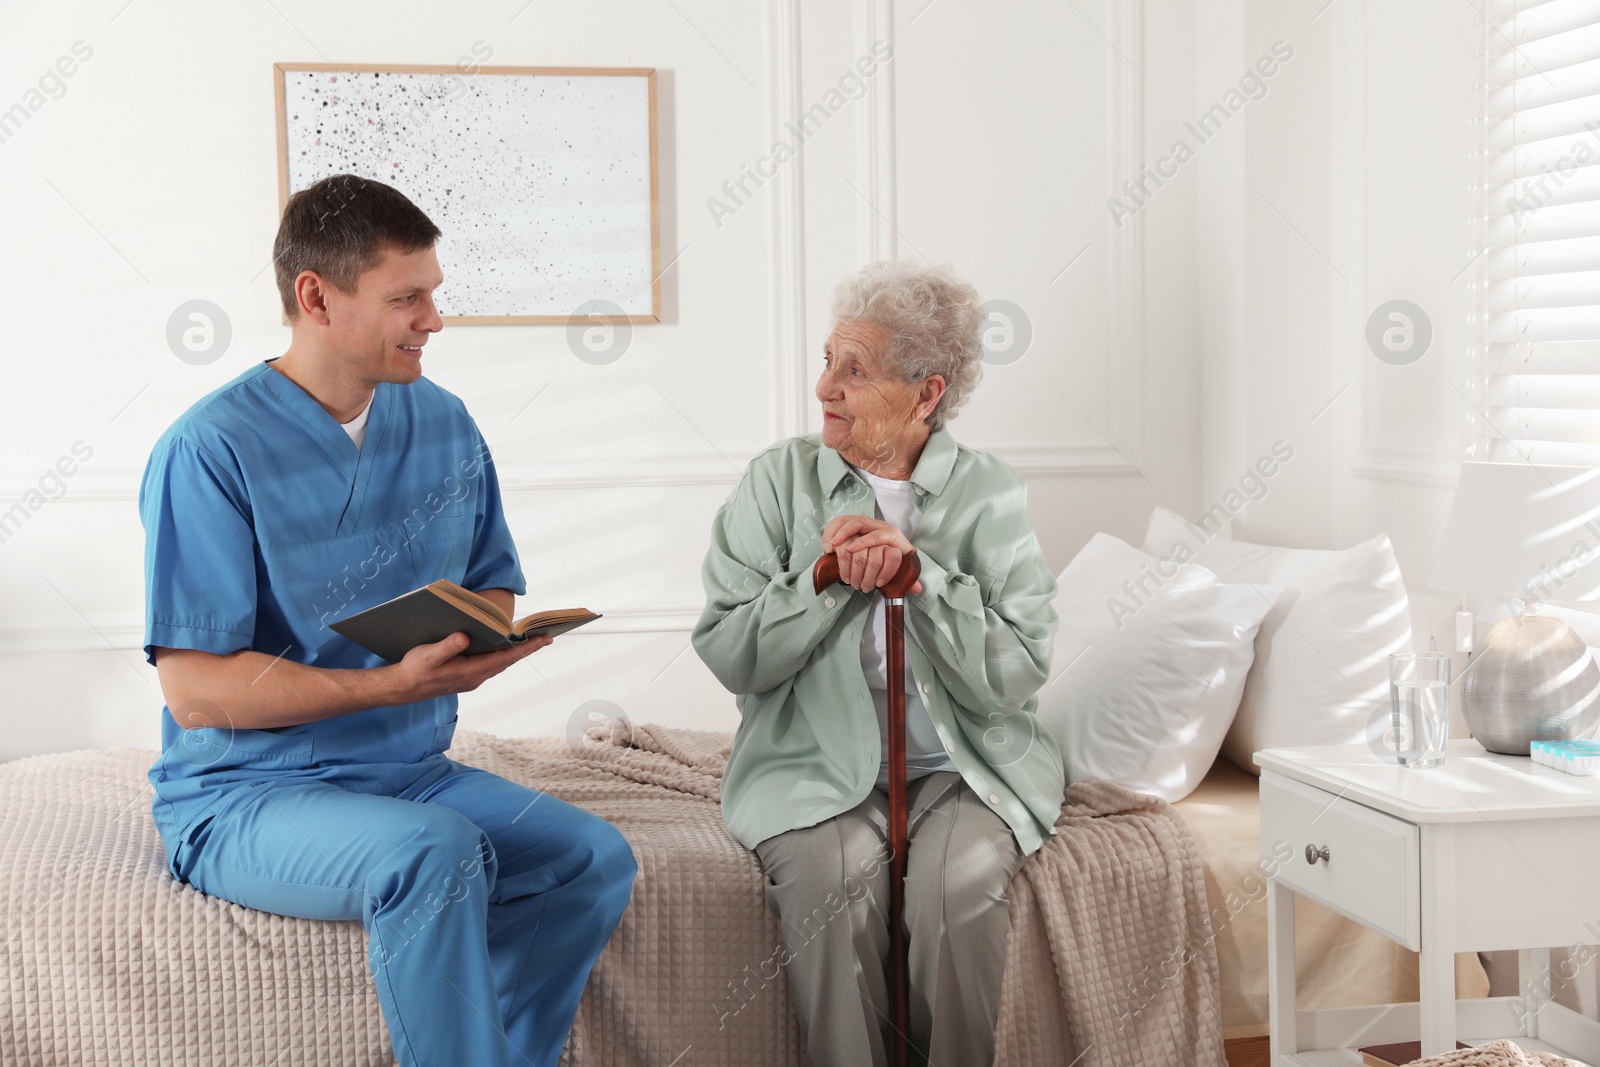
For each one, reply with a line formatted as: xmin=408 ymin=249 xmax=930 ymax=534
xmin=274 ymin=62 xmax=660 ymax=324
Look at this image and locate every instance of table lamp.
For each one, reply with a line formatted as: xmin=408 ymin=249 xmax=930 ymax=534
xmin=1430 ymin=460 xmax=1600 ymax=754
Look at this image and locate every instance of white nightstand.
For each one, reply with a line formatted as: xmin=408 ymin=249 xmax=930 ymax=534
xmin=1255 ymin=739 xmax=1600 ymax=1066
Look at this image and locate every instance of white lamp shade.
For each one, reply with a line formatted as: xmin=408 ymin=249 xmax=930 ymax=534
xmin=1431 ymin=461 xmax=1600 ymax=605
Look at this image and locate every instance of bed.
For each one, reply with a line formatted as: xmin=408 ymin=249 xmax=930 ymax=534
xmin=1 ymin=721 xmax=1225 ymax=1066
xmin=0 ymin=710 xmax=1488 ymax=1066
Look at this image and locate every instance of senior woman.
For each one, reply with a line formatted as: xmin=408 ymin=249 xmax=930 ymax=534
xmin=691 ymin=260 xmax=1063 ymax=1067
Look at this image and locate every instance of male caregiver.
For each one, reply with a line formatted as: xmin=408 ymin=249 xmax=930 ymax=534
xmin=140 ymin=173 xmax=636 ymax=1067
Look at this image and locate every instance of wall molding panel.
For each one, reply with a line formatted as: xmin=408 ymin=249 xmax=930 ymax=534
xmin=0 ymin=0 xmax=1149 ymax=658
xmin=1107 ymin=0 xmax=1146 ymax=465
xmin=855 ymin=0 xmax=897 ymax=265
xmin=766 ymin=0 xmax=810 ymax=442
xmin=1336 ymin=0 xmax=1465 ymax=494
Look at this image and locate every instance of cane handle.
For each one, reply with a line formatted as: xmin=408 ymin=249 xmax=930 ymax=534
xmin=812 ymin=547 xmax=921 ymax=598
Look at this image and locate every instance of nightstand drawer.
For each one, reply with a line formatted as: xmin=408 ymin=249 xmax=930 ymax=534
xmin=1260 ymin=773 xmax=1421 ymax=949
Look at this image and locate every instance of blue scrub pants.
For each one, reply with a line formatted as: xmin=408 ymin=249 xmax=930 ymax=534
xmin=174 ymin=756 xmax=637 ymax=1067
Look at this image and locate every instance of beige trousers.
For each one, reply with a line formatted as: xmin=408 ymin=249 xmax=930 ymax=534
xmin=753 ymin=770 xmax=1026 ymax=1067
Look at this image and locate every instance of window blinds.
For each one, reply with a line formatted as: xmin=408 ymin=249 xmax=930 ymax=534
xmin=1480 ymin=0 xmax=1600 ymax=465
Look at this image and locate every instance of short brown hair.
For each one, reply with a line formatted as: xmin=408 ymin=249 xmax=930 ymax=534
xmin=273 ymin=174 xmax=442 ymax=320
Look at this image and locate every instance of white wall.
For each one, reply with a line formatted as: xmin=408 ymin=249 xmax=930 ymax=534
xmin=0 ymin=0 xmax=1202 ymax=761
xmin=1193 ymin=0 xmax=1479 ymax=602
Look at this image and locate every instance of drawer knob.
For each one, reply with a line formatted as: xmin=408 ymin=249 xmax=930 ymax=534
xmin=1305 ymin=843 xmax=1330 ymax=865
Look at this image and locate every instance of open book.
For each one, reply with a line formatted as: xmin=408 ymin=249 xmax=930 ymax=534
xmin=330 ymin=579 xmax=601 ymax=664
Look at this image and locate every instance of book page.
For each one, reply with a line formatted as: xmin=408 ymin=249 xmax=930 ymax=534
xmin=429 ymin=581 xmax=512 ymax=632
xmin=512 ymin=608 xmax=596 ymax=634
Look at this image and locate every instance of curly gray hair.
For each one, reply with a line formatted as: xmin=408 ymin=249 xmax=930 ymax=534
xmin=830 ymin=260 xmax=985 ymax=432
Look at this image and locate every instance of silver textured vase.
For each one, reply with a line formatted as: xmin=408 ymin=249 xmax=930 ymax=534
xmin=1460 ymin=612 xmax=1600 ymax=755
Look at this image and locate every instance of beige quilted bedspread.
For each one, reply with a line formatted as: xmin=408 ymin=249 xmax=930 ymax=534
xmin=0 ymin=724 xmax=1223 ymax=1067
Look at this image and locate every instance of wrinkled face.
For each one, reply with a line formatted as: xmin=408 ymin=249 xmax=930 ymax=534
xmin=308 ymin=242 xmax=444 ymax=384
xmin=816 ymin=319 xmax=937 ymax=471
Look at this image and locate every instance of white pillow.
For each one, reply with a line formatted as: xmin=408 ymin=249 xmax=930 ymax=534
xmin=1142 ymin=507 xmax=1411 ymax=774
xmin=1036 ymin=532 xmax=1277 ymax=802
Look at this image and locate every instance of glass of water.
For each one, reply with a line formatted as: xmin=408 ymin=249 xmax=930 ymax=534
xmin=1389 ymin=651 xmax=1452 ymax=768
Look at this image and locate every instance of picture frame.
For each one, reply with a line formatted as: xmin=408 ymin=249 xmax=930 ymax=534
xmin=273 ymin=62 xmax=661 ymax=325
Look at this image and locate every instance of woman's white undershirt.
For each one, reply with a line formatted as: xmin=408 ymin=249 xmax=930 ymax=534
xmin=853 ymin=466 xmax=959 ymax=789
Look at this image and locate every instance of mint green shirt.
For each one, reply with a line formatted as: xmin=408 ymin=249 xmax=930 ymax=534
xmin=692 ymin=428 xmax=1064 ymax=857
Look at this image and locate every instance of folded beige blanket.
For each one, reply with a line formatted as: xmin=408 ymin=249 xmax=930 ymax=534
xmin=1403 ymin=1039 xmax=1592 ymax=1066
xmin=0 ymin=724 xmax=1224 ymax=1066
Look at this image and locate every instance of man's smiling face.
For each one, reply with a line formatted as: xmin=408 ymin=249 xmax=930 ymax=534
xmin=321 ymin=241 xmax=445 ymax=384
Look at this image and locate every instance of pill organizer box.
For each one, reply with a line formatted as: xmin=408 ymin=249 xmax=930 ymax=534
xmin=1530 ymin=738 xmax=1600 ymax=775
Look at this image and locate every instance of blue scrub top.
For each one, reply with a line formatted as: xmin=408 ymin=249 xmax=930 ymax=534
xmin=140 ymin=359 xmax=526 ymax=859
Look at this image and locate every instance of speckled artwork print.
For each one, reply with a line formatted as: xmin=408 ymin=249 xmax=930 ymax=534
xmin=281 ymin=69 xmax=654 ymax=318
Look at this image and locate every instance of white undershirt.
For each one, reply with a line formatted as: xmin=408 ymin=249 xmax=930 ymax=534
xmin=853 ymin=467 xmax=958 ymax=789
xmin=339 ymin=394 xmax=374 ymax=450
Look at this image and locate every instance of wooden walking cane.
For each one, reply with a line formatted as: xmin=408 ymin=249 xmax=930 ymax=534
xmin=812 ymin=546 xmax=922 ymax=1067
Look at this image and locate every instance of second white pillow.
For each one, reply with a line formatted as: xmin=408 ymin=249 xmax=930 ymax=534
xmin=1142 ymin=506 xmax=1411 ymax=774
xmin=1035 ymin=532 xmax=1277 ymax=802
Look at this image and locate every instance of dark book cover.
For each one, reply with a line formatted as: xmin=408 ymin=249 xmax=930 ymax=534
xmin=330 ymin=585 xmax=600 ymax=664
